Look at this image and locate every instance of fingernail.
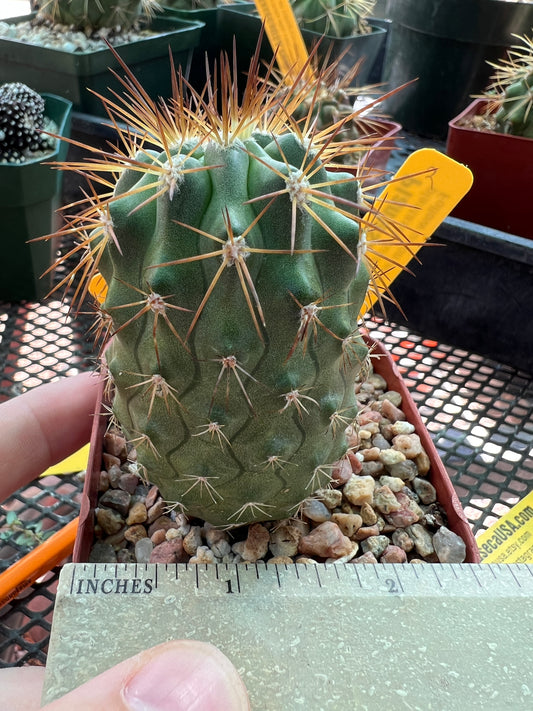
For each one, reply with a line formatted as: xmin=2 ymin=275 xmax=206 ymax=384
xmin=122 ymin=642 xmax=249 ymax=711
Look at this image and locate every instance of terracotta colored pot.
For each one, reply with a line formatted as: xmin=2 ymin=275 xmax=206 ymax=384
xmin=74 ymin=337 xmax=480 ymax=563
xmin=446 ymin=98 xmax=533 ymax=239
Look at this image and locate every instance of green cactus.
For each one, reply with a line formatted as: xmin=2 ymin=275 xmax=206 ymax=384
xmin=50 ymin=50 xmax=405 ymax=528
xmin=480 ymin=33 xmax=533 ymax=137
xmin=36 ymin=0 xmax=161 ymax=32
xmin=290 ymin=0 xmax=376 ymax=38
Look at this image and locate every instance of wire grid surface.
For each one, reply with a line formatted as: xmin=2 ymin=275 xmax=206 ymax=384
xmin=0 ymin=297 xmax=531 ymax=665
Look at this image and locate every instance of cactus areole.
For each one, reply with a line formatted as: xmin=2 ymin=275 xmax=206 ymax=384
xmin=52 ymin=49 xmax=406 ymax=527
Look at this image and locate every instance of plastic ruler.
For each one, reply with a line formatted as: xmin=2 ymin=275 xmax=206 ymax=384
xmin=43 ymin=562 xmax=533 ymax=709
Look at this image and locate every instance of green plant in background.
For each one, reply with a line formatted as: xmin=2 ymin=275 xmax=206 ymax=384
xmin=290 ymin=0 xmax=376 ymax=37
xmin=480 ymin=33 xmax=533 ymax=137
xmin=45 ymin=48 xmax=413 ymax=528
xmin=35 ymin=0 xmax=162 ymax=33
xmin=0 ymin=82 xmax=56 ymax=163
xmin=0 ymin=511 xmax=53 ymax=549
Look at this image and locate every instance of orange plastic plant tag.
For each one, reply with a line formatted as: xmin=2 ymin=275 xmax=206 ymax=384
xmin=362 ymin=148 xmax=473 ymax=314
xmin=253 ymin=0 xmax=314 ymax=83
xmin=89 ymin=272 xmax=108 ymax=304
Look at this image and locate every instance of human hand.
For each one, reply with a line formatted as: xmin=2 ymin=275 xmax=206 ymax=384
xmin=0 ymin=374 xmax=250 ymax=710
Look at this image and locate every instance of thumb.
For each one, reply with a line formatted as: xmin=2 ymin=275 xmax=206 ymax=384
xmin=43 ymin=640 xmax=250 ymax=710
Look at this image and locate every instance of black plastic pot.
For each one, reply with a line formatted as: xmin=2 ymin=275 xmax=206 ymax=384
xmin=379 ymin=216 xmax=533 ymax=375
xmin=0 ymin=94 xmax=72 ymax=302
xmin=381 ymin=0 xmax=533 ymax=138
xmin=0 ymin=14 xmax=204 ymax=116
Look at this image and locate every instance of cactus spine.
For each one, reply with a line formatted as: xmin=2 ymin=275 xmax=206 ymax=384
xmin=51 ymin=51 xmax=406 ymax=527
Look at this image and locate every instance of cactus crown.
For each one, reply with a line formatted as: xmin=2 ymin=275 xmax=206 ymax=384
xmin=44 ymin=46 xmax=415 ymax=528
xmin=479 ymin=33 xmax=533 ymax=138
xmin=36 ymin=0 xmax=162 ymax=33
xmin=0 ymin=82 xmax=55 ymax=163
xmin=290 ymin=0 xmax=376 ymax=38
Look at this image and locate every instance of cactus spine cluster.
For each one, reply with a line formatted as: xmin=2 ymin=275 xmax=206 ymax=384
xmin=290 ymin=0 xmax=376 ymax=37
xmin=36 ymin=0 xmax=161 ymax=32
xmin=51 ymin=50 xmax=405 ymax=528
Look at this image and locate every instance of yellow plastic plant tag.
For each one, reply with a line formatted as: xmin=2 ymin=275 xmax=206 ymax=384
xmin=253 ymin=0 xmax=314 ymax=84
xmin=40 ymin=444 xmax=90 ymax=477
xmin=362 ymin=148 xmax=473 ymax=314
xmin=476 ymin=489 xmax=533 ymax=563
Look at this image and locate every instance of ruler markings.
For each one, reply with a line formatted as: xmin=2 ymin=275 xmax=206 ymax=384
xmin=314 ymin=564 xmax=322 ymax=588
xmin=509 ymin=565 xmax=522 ymax=588
xmin=469 ymin=563 xmax=483 ymax=588
xmin=235 ymin=564 xmax=241 ymax=594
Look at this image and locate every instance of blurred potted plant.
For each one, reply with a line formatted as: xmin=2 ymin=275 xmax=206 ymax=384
xmin=0 ymin=81 xmax=72 ymax=301
xmin=447 ymin=33 xmax=533 ymax=239
xmin=381 ymin=0 xmax=533 ymax=138
xmin=0 ymin=0 xmax=204 ymax=116
xmin=219 ymin=0 xmax=387 ymax=88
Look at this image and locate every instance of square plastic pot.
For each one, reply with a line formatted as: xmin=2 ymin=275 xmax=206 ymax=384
xmin=0 ymin=94 xmax=72 ymax=302
xmin=0 ymin=14 xmax=204 ymax=116
xmin=446 ymin=98 xmax=533 ymax=240
xmin=72 ymin=336 xmax=479 ymax=564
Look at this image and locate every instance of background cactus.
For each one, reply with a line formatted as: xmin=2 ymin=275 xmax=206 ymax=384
xmin=290 ymin=0 xmax=376 ymax=37
xmin=36 ymin=0 xmax=161 ymax=33
xmin=480 ymin=33 xmax=533 ymax=137
xmin=51 ymin=51 xmax=408 ymax=528
xmin=0 ymin=82 xmax=55 ymax=163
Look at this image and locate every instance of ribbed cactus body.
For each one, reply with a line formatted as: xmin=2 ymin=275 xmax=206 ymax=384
xmin=37 ymin=0 xmax=144 ymax=31
xmin=99 ymin=132 xmax=369 ymax=526
xmin=495 ymin=71 xmax=533 ymax=137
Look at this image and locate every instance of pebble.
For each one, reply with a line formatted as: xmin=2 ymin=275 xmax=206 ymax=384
xmin=269 ymin=524 xmax=301 ymax=558
xmin=330 ymin=457 xmax=353 ymax=485
xmin=391 ymin=421 xmax=415 ymax=436
xmin=150 ymin=538 xmax=189 ymax=564
xmin=99 ymin=489 xmax=131 ymax=517
xmin=126 ymin=501 xmax=148 ymax=525
xmin=189 ymin=546 xmax=216 ymax=564
xmin=433 ymin=526 xmax=466 ymax=563
xmin=135 ymin=537 xmax=154 ymax=563
xmin=373 ymin=485 xmax=402 ymax=515
xmin=352 ymin=551 xmax=378 ymax=564
xmin=360 ymin=535 xmax=390 ymax=558
xmin=330 ymin=513 xmax=363 ymax=538
xmin=104 ymin=432 xmax=128 ymax=461
xmin=380 ymin=397 xmax=405 ymax=422
xmin=407 ymin=523 xmax=435 ymax=559
xmin=393 ymin=434 xmax=423 ymax=459
xmin=413 ymin=477 xmax=437 ymax=504
xmin=380 ymin=544 xmax=407 ymax=563
xmin=298 ymin=521 xmax=353 ymax=559
xmin=343 ymin=475 xmax=375 ymax=506
xmin=124 ymin=524 xmax=148 ymax=544
xmin=360 ymin=502 xmax=378 ymax=525
xmin=183 ymin=526 xmax=203 ymax=556
xmin=315 ymin=488 xmax=343 ymax=510
xmin=243 ymin=524 xmax=270 ymax=562
xmin=386 ymin=459 xmax=418 ymax=482
xmin=302 ymin=498 xmax=332 ymax=523
xmin=390 ymin=528 xmax=411 ymax=550
xmin=89 ymin=542 xmax=116 ymax=563
xmin=96 ymin=507 xmax=124 ymax=535
xmin=148 ymin=515 xmax=175 ymax=538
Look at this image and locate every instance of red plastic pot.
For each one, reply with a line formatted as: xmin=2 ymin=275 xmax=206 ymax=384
xmin=74 ymin=337 xmax=479 ymax=563
xmin=446 ymin=98 xmax=533 ymax=239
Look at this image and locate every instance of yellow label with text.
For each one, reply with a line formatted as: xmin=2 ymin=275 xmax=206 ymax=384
xmin=476 ymin=489 xmax=533 ymax=563
xmin=362 ymin=148 xmax=473 ymax=313
xmin=253 ymin=0 xmax=313 ymax=83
